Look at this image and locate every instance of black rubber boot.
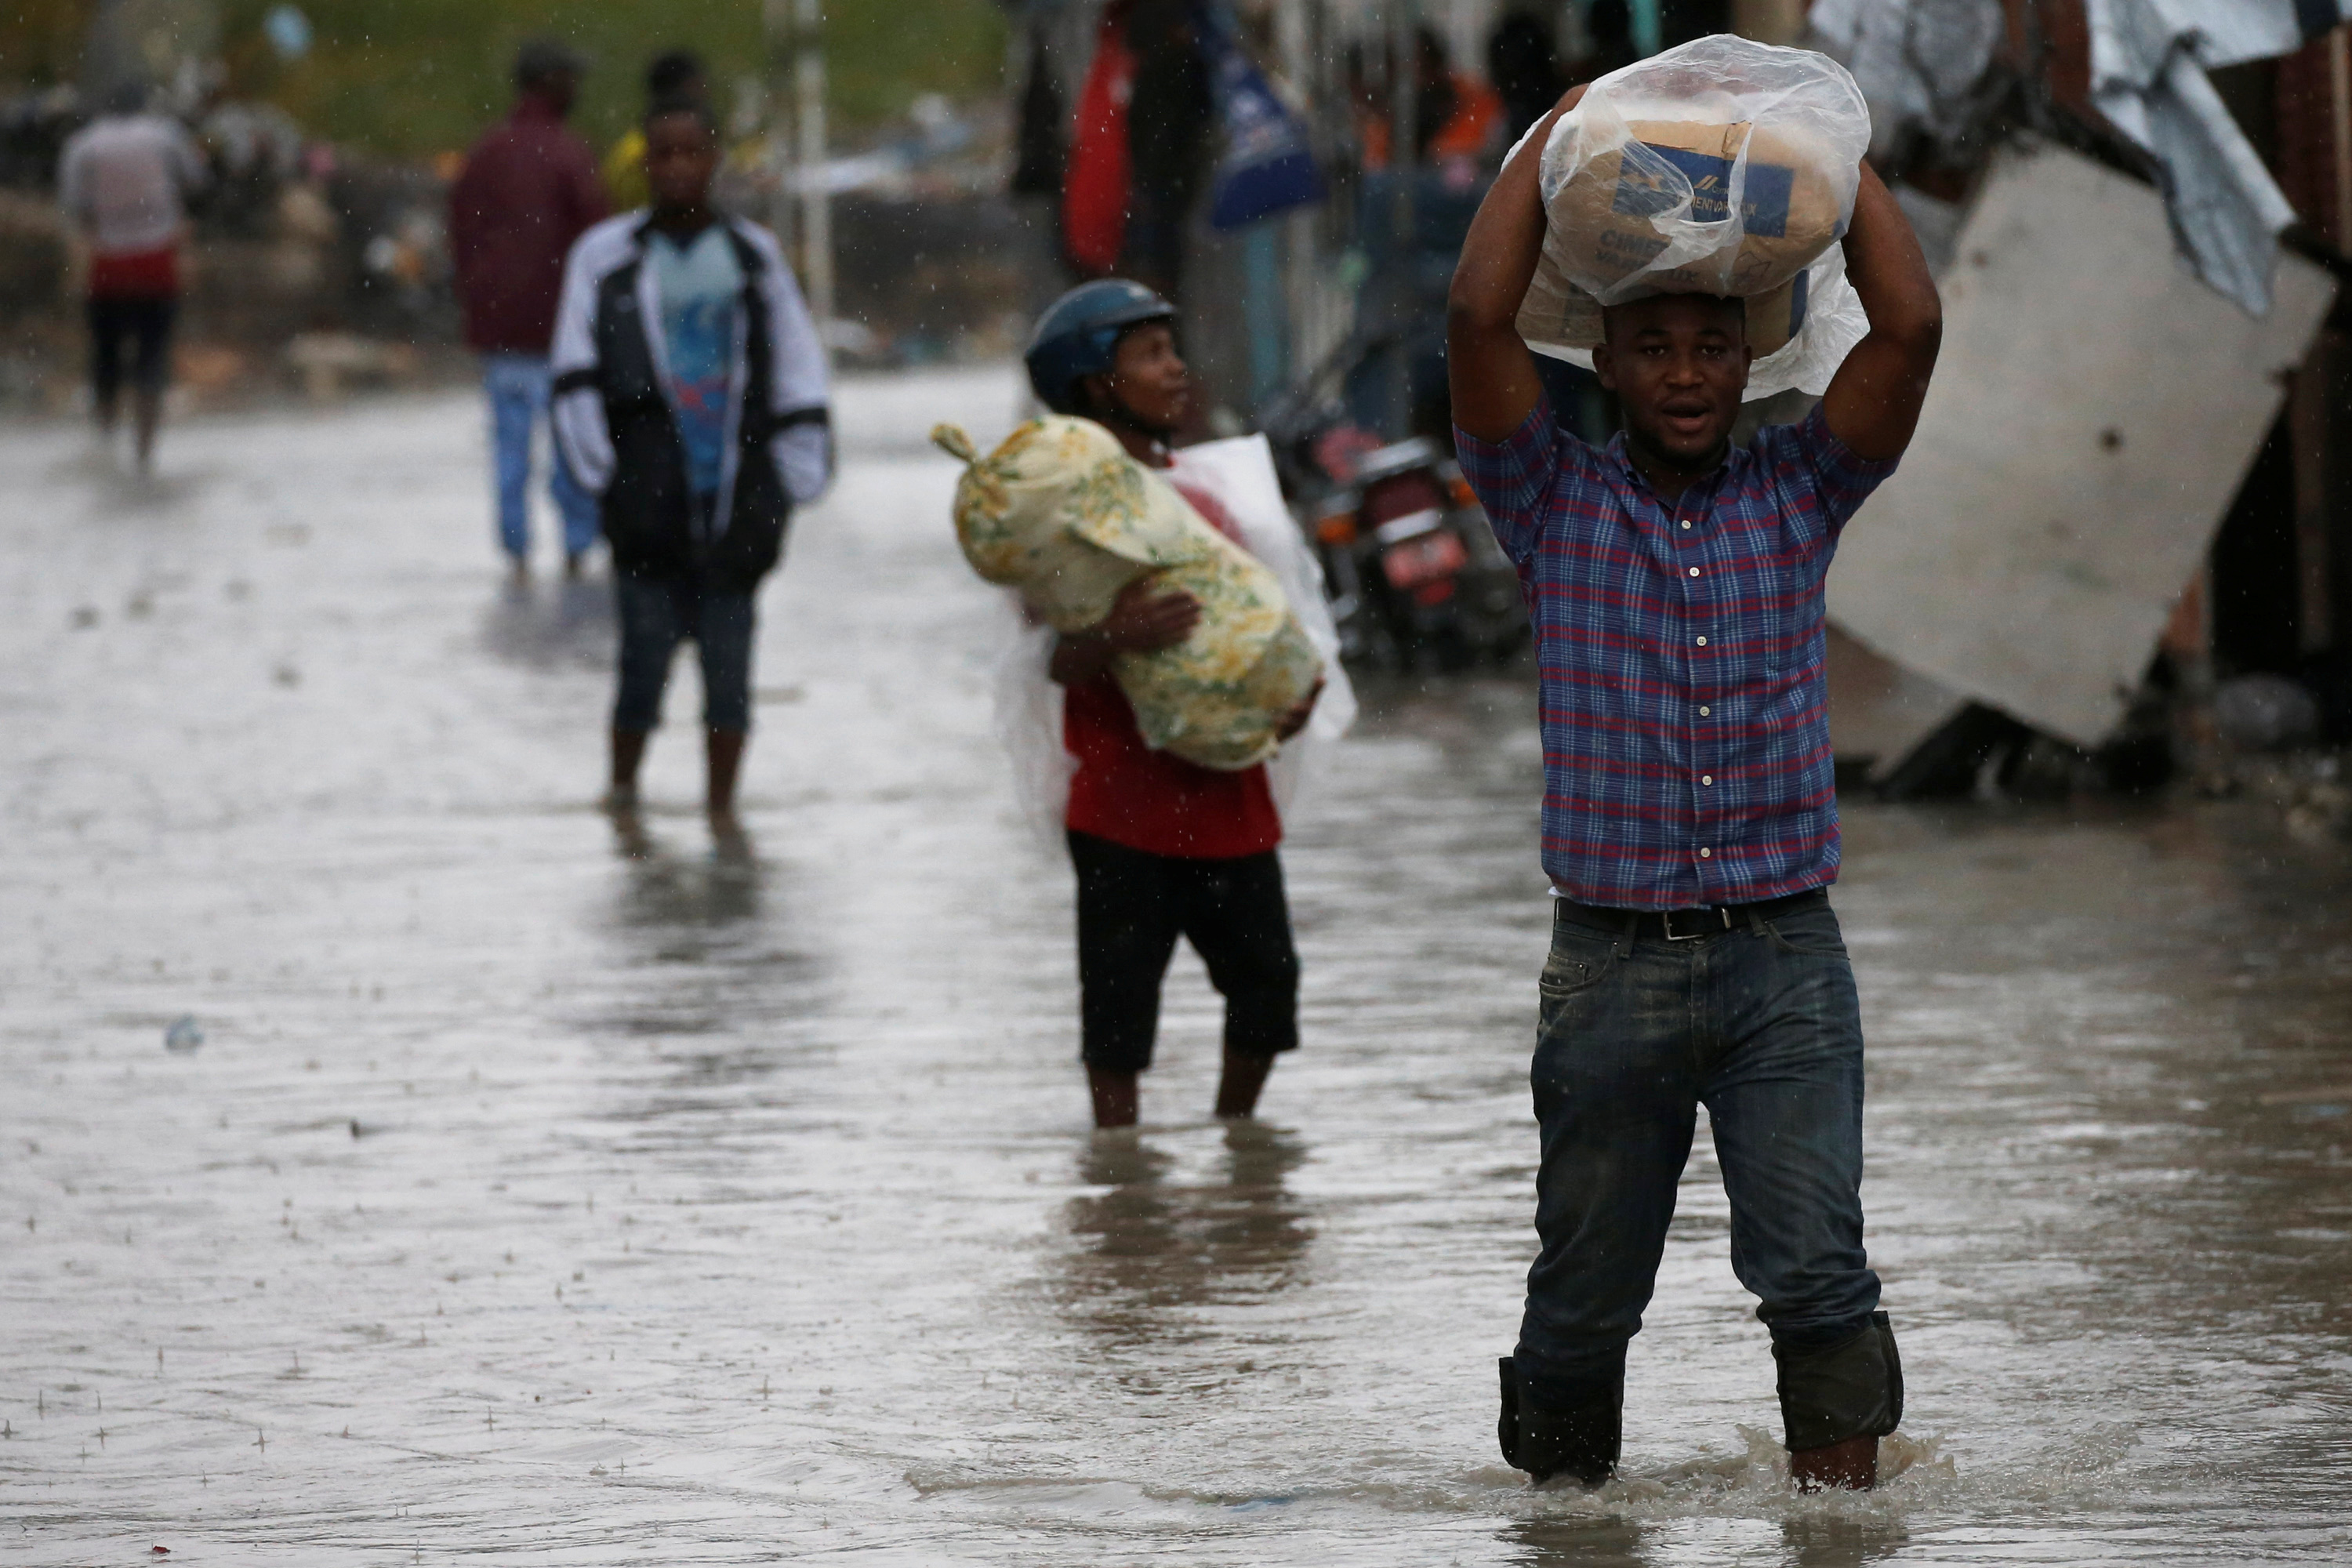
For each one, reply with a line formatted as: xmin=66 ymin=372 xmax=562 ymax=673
xmin=1497 ymin=1356 xmax=1621 ymax=1486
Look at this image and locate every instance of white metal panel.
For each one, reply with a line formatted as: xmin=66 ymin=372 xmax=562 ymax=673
xmin=1825 ymin=140 xmax=2336 ymax=747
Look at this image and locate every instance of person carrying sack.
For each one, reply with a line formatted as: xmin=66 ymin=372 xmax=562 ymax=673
xmin=1446 ymin=72 xmax=1942 ymax=1492
xmin=550 ymin=96 xmax=832 ymax=829
xmin=1019 ymin=280 xmax=1330 ymax=1130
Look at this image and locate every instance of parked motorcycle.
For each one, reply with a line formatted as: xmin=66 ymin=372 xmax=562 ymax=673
xmin=1259 ymin=332 xmax=1529 ymax=673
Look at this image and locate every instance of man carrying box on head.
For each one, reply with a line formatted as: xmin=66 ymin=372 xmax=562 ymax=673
xmin=1446 ymin=71 xmax=1941 ymax=1491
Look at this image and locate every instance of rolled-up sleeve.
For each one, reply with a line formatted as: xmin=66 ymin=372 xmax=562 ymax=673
xmin=1766 ymin=402 xmax=1900 ymax=557
xmin=1454 ymin=397 xmax=1566 ymax=568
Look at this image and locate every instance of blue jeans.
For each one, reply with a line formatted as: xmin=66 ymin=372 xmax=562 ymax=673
xmin=612 ymin=572 xmax=756 ymax=734
xmin=482 ymin=353 xmax=599 ymax=563
xmin=1518 ymin=893 xmax=1889 ymax=1427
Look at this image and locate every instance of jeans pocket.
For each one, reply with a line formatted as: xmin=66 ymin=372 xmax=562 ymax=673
xmin=1762 ymin=906 xmax=1846 ymax=960
xmin=1539 ymin=925 xmax=1621 ymax=1000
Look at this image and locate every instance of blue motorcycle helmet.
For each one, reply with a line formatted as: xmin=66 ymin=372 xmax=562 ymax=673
xmin=1023 ymin=279 xmax=1178 ymax=416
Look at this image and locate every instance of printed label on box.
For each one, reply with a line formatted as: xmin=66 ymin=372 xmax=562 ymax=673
xmin=1612 ymin=145 xmax=1794 ymax=238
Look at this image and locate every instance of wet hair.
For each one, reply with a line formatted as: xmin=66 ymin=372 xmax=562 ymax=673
xmin=645 ymin=49 xmax=706 ymax=100
xmin=642 ymin=94 xmax=720 ymax=138
xmin=514 ymin=36 xmax=586 ymax=93
xmin=1599 ymin=293 xmax=1748 ymax=344
xmin=103 ymin=78 xmax=152 ymax=116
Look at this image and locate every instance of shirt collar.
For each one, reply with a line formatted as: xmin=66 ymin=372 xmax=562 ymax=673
xmin=1603 ymin=428 xmax=1747 ymax=512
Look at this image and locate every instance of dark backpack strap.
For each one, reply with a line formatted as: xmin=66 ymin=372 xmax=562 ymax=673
xmin=759 ymin=405 xmax=830 ymax=438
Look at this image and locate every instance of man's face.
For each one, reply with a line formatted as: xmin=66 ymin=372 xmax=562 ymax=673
xmin=644 ymin=113 xmax=720 ymax=212
xmin=1090 ymin=321 xmax=1190 ymax=433
xmin=1592 ymin=295 xmax=1752 ymax=471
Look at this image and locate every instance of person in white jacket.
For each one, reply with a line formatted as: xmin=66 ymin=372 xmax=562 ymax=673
xmin=550 ymin=97 xmax=831 ymax=829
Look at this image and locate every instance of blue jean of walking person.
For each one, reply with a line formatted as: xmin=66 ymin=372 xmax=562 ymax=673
xmin=483 ymin=352 xmax=600 ymax=566
xmin=1504 ymin=891 xmax=1901 ymax=1478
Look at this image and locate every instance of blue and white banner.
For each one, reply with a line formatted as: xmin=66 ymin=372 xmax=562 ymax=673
xmin=1200 ymin=2 xmax=1325 ymax=230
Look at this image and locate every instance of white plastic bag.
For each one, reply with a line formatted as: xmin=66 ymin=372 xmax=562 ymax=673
xmin=1167 ymin=435 xmax=1358 ymax=815
xmin=992 ymin=601 xmax=1075 ymax=855
xmin=1536 ymin=34 xmax=1871 ymax=306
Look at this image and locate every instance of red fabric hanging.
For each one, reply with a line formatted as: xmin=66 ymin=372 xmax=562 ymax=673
xmin=1061 ymin=1 xmax=1136 ymax=276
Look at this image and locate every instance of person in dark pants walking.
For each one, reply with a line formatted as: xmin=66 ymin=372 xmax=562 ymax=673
xmin=1022 ymin=281 xmax=1324 ymax=1129
xmin=57 ymin=81 xmax=205 ymax=474
xmin=449 ymin=38 xmax=609 ymax=582
xmin=551 ymin=99 xmax=831 ymax=829
xmin=1446 ymin=82 xmax=1943 ymax=1491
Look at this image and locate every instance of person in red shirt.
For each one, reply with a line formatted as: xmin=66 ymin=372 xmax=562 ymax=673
xmin=448 ymin=38 xmax=610 ymax=580
xmin=1023 ymin=281 xmax=1323 ymax=1129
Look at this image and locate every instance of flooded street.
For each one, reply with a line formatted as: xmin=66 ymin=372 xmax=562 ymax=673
xmin=5 ymin=367 xmax=2350 ymax=1565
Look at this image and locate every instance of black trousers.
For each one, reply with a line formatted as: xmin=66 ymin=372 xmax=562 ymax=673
xmin=1068 ymin=829 xmax=1300 ymax=1074
xmin=87 ymin=296 xmax=175 ymax=404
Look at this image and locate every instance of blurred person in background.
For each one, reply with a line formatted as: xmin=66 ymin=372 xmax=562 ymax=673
xmin=1121 ymin=0 xmax=1213 ymax=301
xmin=448 ymin=37 xmax=609 ymax=583
xmin=57 ymin=80 xmax=205 ymax=474
xmin=1488 ymin=9 xmax=1569 ymax=146
xmin=1354 ymin=26 xmax=1503 ymax=170
xmin=1576 ymin=0 xmax=1639 ymax=82
xmin=602 ymin=50 xmax=709 ymax=212
xmin=551 ymin=97 xmax=832 ymax=832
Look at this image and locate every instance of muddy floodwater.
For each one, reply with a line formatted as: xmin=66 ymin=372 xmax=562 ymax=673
xmin=4 ymin=367 xmax=2350 ymax=1565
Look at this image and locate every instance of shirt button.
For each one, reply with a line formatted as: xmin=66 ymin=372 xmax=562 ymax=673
xmin=1687 ymin=567 xmax=1700 ymax=577
xmin=1699 ymin=706 xmax=1711 ymax=716
xmin=1699 ymin=848 xmax=1713 ymax=858
xmin=1701 ymin=775 xmax=1713 ymax=785
xmin=1695 ymin=636 xmax=1708 ymax=646
xmin=1681 ymin=520 xmax=1693 ymax=529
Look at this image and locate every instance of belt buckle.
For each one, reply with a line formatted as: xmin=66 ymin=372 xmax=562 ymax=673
xmin=1661 ymin=906 xmax=1731 ymax=942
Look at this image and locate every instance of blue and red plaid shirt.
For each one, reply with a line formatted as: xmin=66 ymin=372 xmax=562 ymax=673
xmin=1455 ymin=397 xmax=1896 ymax=909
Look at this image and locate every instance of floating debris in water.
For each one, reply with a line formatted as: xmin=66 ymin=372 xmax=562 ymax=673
xmin=163 ymin=1017 xmax=204 ymax=1054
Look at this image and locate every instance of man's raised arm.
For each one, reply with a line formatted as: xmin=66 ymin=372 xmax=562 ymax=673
xmin=1819 ymin=164 xmax=1942 ymax=462
xmin=1446 ymin=85 xmax=1584 ymax=442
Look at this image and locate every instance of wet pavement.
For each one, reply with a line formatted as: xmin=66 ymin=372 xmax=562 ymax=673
xmin=4 ymin=368 xmax=2350 ymax=1565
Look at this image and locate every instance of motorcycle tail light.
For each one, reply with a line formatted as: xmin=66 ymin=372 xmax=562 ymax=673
xmin=1316 ymin=512 xmax=1359 ymax=546
xmin=1381 ymin=528 xmax=1468 ymax=590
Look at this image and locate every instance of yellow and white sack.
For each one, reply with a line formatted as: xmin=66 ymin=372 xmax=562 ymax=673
xmin=933 ymin=416 xmax=1323 ymax=772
